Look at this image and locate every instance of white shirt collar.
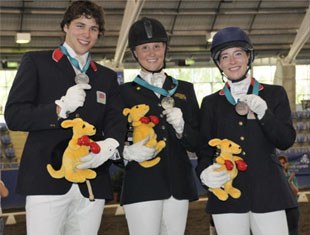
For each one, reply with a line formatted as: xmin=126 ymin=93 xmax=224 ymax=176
xmin=139 ymin=70 xmax=166 ymax=88
xmin=63 ymin=42 xmax=89 ymax=65
xmin=62 ymin=43 xmax=89 ymax=74
xmin=228 ymin=75 xmax=251 ymax=102
xmin=139 ymin=70 xmax=166 ymax=98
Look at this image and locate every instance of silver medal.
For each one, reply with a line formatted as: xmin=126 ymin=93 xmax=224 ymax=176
xmin=235 ymin=102 xmax=249 ymax=116
xmin=75 ymin=73 xmax=89 ymax=84
xmin=161 ymin=96 xmax=175 ymax=109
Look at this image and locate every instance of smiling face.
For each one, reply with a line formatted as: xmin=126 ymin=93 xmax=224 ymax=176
xmin=217 ymin=47 xmax=250 ymax=81
xmin=134 ymin=42 xmax=166 ymax=72
xmin=63 ymin=15 xmax=100 ymax=56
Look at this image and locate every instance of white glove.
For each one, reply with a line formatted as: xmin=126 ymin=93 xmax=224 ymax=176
xmin=123 ymin=137 xmax=157 ymax=162
xmin=55 ymin=84 xmax=91 ymax=118
xmin=239 ymin=94 xmax=267 ymax=120
xmin=162 ymin=107 xmax=185 ymax=134
xmin=200 ymin=164 xmax=230 ymax=188
xmin=77 ymin=138 xmax=119 ymax=169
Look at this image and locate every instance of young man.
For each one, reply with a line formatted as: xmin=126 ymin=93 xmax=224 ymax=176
xmin=119 ymin=17 xmax=199 ymax=235
xmin=196 ymin=27 xmax=297 ymax=235
xmin=4 ymin=1 xmax=126 ymax=234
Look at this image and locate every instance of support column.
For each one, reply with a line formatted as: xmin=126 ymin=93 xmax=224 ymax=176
xmin=274 ymin=58 xmax=296 ymax=112
xmin=113 ymin=0 xmax=146 ymax=69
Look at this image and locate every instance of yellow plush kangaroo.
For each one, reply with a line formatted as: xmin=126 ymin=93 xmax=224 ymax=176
xmin=208 ymin=138 xmax=248 ymax=201
xmin=47 ymin=118 xmax=99 ymax=183
xmin=123 ymin=104 xmax=166 ymax=168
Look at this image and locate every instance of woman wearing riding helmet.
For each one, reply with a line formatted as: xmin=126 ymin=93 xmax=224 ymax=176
xmin=119 ymin=17 xmax=200 ymax=235
xmin=196 ymin=27 xmax=297 ymax=235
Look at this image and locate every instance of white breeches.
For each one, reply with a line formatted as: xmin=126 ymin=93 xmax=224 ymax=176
xmin=26 ymin=184 xmax=105 ymax=235
xmin=123 ymin=196 xmax=189 ymax=235
xmin=212 ymin=210 xmax=288 ymax=235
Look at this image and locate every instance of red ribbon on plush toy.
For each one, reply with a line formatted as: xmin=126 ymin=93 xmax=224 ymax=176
xmin=139 ymin=115 xmax=159 ymax=125
xmin=77 ymin=136 xmax=101 ymax=154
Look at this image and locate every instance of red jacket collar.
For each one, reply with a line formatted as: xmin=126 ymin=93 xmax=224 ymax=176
xmin=52 ymin=48 xmax=98 ymax=71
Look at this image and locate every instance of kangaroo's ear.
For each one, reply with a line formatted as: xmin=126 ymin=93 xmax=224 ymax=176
xmin=61 ymin=119 xmax=74 ymax=128
xmin=208 ymin=138 xmax=221 ymax=147
xmin=123 ymin=108 xmax=133 ymax=122
xmin=123 ymin=108 xmax=130 ymax=116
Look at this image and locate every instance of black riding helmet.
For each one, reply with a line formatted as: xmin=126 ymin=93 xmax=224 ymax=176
xmin=128 ymin=17 xmax=168 ymax=72
xmin=128 ymin=17 xmax=168 ymax=48
xmin=211 ymin=27 xmax=255 ymax=81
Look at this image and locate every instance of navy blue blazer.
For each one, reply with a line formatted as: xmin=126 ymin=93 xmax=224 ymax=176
xmin=196 ymin=80 xmax=298 ymax=214
xmin=5 ymin=48 xmax=127 ymax=199
xmin=119 ymin=75 xmax=199 ymax=205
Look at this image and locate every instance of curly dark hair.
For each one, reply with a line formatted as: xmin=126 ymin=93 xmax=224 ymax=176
xmin=60 ymin=1 xmax=105 ymax=36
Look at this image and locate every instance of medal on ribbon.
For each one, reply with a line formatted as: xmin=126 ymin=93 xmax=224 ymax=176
xmin=235 ymin=102 xmax=250 ymax=116
xmin=223 ymin=78 xmax=260 ymax=116
xmin=161 ymin=96 xmax=175 ymax=109
xmin=133 ymin=75 xmax=179 ymax=109
xmin=75 ymin=73 xmax=90 ymax=84
xmin=60 ymin=46 xmax=91 ymax=84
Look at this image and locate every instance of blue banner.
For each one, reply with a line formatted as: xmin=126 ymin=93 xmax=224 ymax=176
xmin=288 ymin=152 xmax=310 ymax=175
